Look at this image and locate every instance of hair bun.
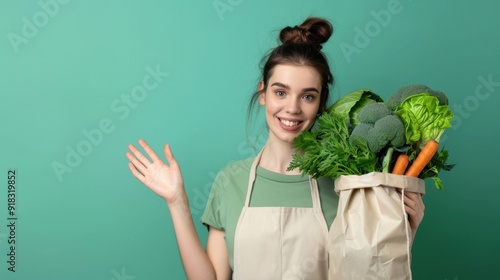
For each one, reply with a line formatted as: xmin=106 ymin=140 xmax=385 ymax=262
xmin=279 ymin=17 xmax=333 ymax=50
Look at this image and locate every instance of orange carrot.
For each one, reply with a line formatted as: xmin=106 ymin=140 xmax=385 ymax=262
xmin=392 ymin=154 xmax=409 ymax=175
xmin=405 ymin=140 xmax=440 ymax=177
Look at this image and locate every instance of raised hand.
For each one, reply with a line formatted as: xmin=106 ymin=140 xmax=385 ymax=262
xmin=126 ymin=139 xmax=184 ymax=203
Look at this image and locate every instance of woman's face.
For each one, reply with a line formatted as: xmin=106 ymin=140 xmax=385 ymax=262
xmin=259 ymin=64 xmax=322 ymax=144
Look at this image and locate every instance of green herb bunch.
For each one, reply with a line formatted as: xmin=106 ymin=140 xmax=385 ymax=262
xmin=288 ymin=109 xmax=379 ymax=179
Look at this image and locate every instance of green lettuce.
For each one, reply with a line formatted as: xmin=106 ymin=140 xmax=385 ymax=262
xmin=328 ymin=89 xmax=383 ymax=127
xmin=395 ymin=93 xmax=454 ymax=148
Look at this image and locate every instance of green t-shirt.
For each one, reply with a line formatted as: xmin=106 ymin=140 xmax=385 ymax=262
xmin=200 ymin=157 xmax=339 ymax=269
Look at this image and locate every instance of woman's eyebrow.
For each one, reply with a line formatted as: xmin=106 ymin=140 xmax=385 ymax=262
xmin=270 ymin=82 xmax=290 ymax=89
xmin=302 ymin=87 xmax=320 ymax=94
xmin=270 ymin=82 xmax=319 ymax=93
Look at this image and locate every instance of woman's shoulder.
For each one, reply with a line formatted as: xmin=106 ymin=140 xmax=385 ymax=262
xmin=211 ymin=157 xmax=254 ymax=190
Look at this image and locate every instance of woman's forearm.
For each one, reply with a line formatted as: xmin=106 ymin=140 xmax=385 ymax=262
xmin=167 ymin=194 xmax=216 ymax=280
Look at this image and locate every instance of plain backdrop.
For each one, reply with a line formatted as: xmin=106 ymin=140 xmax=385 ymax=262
xmin=1 ymin=0 xmax=499 ymax=279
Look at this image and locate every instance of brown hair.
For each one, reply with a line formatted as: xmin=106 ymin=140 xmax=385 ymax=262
xmin=248 ymin=17 xmax=335 ymax=120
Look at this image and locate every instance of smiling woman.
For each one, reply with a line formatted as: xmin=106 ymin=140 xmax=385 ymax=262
xmin=126 ymin=17 xmax=339 ymax=279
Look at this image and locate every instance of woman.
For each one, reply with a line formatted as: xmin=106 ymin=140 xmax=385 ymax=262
xmin=125 ymin=17 xmax=424 ymax=279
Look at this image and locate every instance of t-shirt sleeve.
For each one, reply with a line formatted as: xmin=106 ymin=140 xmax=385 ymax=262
xmin=200 ymin=171 xmax=226 ymax=231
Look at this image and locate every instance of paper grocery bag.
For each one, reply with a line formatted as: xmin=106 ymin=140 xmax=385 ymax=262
xmin=329 ymin=172 xmax=425 ymax=280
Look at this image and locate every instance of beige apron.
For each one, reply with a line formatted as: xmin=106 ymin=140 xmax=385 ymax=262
xmin=233 ymin=148 xmax=330 ymax=280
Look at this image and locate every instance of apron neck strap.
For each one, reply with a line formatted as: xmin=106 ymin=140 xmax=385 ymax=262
xmin=244 ymin=147 xmax=263 ymax=207
xmin=309 ymin=176 xmax=321 ymax=210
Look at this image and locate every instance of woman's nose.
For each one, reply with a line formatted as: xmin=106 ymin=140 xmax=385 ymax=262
xmin=285 ymin=98 xmax=301 ymax=114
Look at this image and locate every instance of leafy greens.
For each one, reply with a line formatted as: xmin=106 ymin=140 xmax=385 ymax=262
xmin=288 ymin=109 xmax=380 ymax=179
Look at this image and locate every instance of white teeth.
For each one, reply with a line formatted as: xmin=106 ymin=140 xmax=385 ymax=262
xmin=280 ymin=119 xmax=300 ymax=126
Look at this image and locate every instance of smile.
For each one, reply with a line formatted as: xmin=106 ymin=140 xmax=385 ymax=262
xmin=280 ymin=119 xmax=300 ymax=126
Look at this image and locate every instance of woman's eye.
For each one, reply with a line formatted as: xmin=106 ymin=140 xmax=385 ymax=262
xmin=275 ymin=90 xmax=285 ymax=97
xmin=303 ymin=94 xmax=315 ymax=101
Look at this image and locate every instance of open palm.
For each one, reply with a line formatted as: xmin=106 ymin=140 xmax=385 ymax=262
xmin=126 ymin=139 xmax=184 ymax=203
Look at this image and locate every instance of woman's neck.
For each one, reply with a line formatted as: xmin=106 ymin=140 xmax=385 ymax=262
xmin=259 ymin=137 xmax=301 ymax=175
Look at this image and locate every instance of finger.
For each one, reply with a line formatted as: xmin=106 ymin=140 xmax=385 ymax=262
xmin=404 ymin=205 xmax=416 ymax=217
xmin=164 ymin=144 xmax=177 ymax=166
xmin=403 ymin=197 xmax=417 ymax=211
xmin=128 ymin=162 xmax=146 ymax=184
xmin=126 ymin=152 xmax=148 ymax=176
xmin=405 ymin=191 xmax=420 ymax=200
xmin=398 ymin=191 xmax=414 ymax=211
xmin=128 ymin=143 xmax=152 ymax=168
xmin=404 ymin=198 xmax=424 ymax=219
xmin=405 ymin=205 xmax=423 ymax=221
xmin=410 ymin=195 xmax=424 ymax=210
xmin=138 ymin=139 xmax=162 ymax=163
xmin=404 ymin=192 xmax=423 ymax=209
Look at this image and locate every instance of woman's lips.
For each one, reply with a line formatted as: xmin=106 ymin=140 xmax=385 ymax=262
xmin=277 ymin=117 xmax=303 ymax=131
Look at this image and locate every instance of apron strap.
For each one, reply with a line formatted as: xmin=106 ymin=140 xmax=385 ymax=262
xmin=309 ymin=176 xmax=321 ymax=211
xmin=244 ymin=147 xmax=263 ymax=207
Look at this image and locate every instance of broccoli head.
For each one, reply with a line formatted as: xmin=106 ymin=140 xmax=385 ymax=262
xmin=349 ymin=103 xmax=406 ymax=153
xmin=386 ymin=84 xmax=449 ymax=110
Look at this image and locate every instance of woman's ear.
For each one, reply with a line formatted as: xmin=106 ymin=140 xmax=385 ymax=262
xmin=258 ymin=81 xmax=266 ymax=105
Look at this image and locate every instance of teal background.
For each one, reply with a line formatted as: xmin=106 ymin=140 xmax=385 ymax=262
xmin=1 ymin=0 xmax=498 ymax=279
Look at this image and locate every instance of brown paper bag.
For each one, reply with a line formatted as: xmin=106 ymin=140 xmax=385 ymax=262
xmin=329 ymin=172 xmax=425 ymax=280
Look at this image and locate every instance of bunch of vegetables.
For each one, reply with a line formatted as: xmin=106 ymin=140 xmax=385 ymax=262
xmin=288 ymin=85 xmax=455 ymax=189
